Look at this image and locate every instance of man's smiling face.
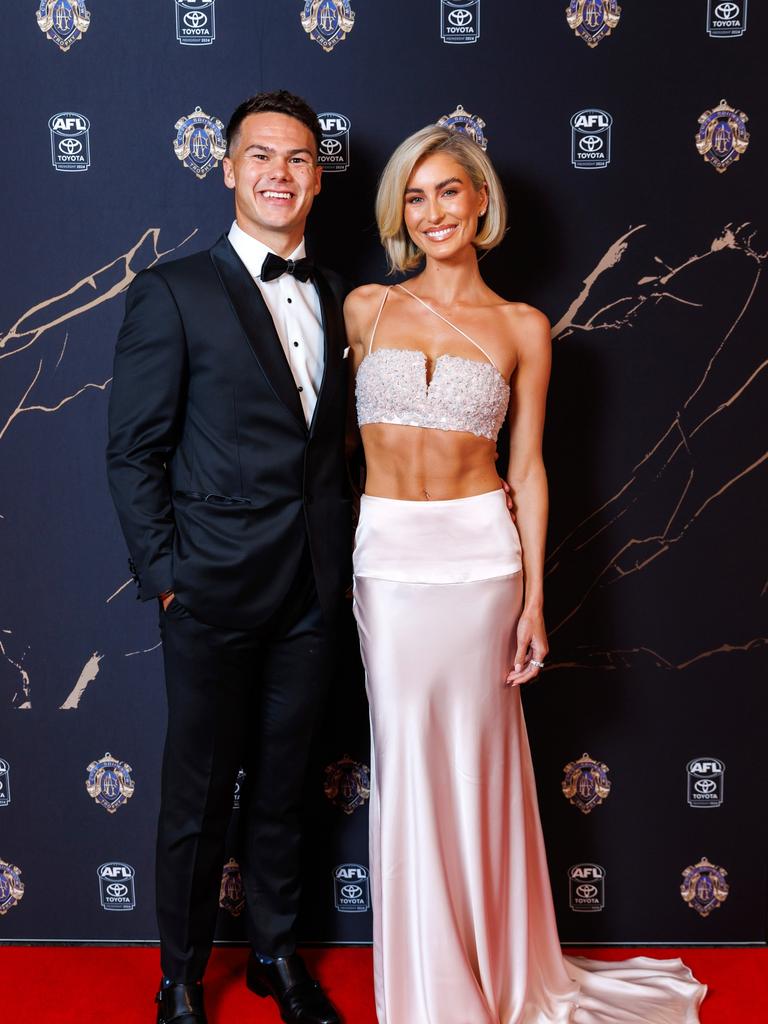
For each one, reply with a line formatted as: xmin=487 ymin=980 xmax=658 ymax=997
xmin=223 ymin=112 xmax=322 ymax=253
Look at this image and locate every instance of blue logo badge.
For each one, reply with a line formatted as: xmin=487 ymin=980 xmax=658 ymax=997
xmin=98 ymin=862 xmax=136 ymax=911
xmin=696 ymin=98 xmax=749 ymax=173
xmin=441 ymin=1 xmax=480 ymax=44
xmin=176 ymin=0 xmax=215 ymax=46
xmin=569 ymin=863 xmax=606 ymax=911
xmin=0 ymin=859 xmax=24 ymax=915
xmin=566 ymin=1 xmax=621 ymax=47
xmin=318 ymin=112 xmax=351 ymax=172
xmin=707 ymin=1 xmax=747 ymax=37
xmin=437 ymin=104 xmax=488 ymax=151
xmin=49 ymin=111 xmax=90 ymax=173
xmin=301 ymin=0 xmax=356 ymax=52
xmin=334 ymin=863 xmax=370 ymax=912
xmin=219 ymin=858 xmax=245 ymax=916
xmin=173 ymin=106 xmax=226 ymax=179
xmin=571 ymin=108 xmax=612 ymax=169
xmin=680 ymin=857 xmax=729 ymax=917
xmin=687 ymin=757 xmax=725 ymax=808
xmin=562 ymin=752 xmax=611 ymax=813
xmin=37 ymin=0 xmax=91 ymax=52
xmin=324 ymin=755 xmax=370 ymax=815
xmin=0 ymin=758 xmax=10 ymax=807
xmin=86 ymin=752 xmax=135 ymax=813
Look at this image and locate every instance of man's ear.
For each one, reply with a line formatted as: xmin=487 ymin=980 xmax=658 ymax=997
xmin=223 ymin=156 xmax=235 ymax=190
xmin=314 ymin=164 xmax=323 ymax=196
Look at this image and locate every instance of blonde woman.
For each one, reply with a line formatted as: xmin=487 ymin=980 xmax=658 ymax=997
xmin=344 ymin=126 xmax=705 ymax=1024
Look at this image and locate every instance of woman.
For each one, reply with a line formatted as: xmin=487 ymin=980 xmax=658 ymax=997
xmin=344 ymin=125 xmax=706 ymax=1024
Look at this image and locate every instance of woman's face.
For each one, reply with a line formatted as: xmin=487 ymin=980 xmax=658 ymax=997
xmin=402 ymin=151 xmax=488 ymax=263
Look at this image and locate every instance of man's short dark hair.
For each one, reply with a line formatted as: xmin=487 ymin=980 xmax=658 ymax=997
xmin=226 ymin=90 xmax=322 ymax=158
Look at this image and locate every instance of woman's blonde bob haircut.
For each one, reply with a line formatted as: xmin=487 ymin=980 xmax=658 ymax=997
xmin=375 ymin=125 xmax=507 ymax=274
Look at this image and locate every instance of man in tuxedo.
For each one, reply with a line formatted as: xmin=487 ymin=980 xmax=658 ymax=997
xmin=106 ymin=91 xmax=349 ymax=1024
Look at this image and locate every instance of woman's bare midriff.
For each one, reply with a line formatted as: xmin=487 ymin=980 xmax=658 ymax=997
xmin=361 ymin=423 xmax=502 ymax=501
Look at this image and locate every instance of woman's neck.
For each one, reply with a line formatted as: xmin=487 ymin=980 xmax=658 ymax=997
xmin=413 ymin=249 xmax=486 ymax=306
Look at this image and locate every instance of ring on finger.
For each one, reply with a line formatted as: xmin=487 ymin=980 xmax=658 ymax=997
xmin=530 ymin=658 xmax=545 ymax=669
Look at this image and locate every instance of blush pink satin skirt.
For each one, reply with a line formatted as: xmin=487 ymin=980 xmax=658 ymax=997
xmin=353 ymin=490 xmax=706 ymax=1024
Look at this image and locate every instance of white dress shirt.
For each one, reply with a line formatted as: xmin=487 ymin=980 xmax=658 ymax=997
xmin=228 ymin=220 xmax=324 ymax=425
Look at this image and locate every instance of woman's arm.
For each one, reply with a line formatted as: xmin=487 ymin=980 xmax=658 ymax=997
xmin=503 ymin=306 xmax=552 ymax=686
xmin=343 ymin=285 xmax=386 ymax=497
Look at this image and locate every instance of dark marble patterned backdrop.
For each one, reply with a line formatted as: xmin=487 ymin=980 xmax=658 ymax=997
xmin=1 ymin=1 xmax=765 ymax=945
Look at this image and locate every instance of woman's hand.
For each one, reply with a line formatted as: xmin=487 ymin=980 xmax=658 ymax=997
xmin=506 ymin=607 xmax=548 ymax=686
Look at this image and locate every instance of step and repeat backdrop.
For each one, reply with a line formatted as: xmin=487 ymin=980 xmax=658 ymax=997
xmin=1 ymin=1 xmax=766 ymax=946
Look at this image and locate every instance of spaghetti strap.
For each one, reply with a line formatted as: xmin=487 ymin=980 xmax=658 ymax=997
xmin=395 ymin=284 xmax=501 ymax=372
xmin=368 ymin=286 xmax=393 ymax=354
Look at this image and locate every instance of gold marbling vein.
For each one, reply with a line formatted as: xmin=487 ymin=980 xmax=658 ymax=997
xmin=1 ymin=633 xmax=31 ymax=709
xmin=546 ymin=224 xmax=766 ymax=649
xmin=546 ymin=637 xmax=767 ymax=672
xmin=60 ymin=652 xmax=103 ymax=710
xmin=0 ymin=228 xmax=198 ymax=442
xmin=0 ymin=228 xmax=198 ymax=359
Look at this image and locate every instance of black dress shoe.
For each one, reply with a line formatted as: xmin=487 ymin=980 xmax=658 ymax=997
xmin=155 ymin=981 xmax=207 ymax=1024
xmin=246 ymin=952 xmax=341 ymax=1024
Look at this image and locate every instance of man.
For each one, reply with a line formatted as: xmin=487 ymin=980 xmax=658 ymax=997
xmin=106 ymin=91 xmax=349 ymax=1024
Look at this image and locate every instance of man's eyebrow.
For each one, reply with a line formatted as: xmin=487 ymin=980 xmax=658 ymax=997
xmin=242 ymin=144 xmax=315 ymax=157
xmin=404 ymin=176 xmax=462 ymax=194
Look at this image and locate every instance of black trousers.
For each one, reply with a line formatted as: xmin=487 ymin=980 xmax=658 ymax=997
xmin=156 ymin=562 xmax=332 ymax=981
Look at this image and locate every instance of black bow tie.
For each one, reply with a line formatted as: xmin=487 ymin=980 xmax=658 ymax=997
xmin=261 ymin=252 xmax=313 ymax=283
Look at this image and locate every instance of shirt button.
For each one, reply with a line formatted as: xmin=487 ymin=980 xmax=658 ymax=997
xmin=287 ymin=297 xmax=292 ymax=303
xmin=298 ymin=386 xmax=304 ymax=392
xmin=293 ymin=341 xmax=299 ymax=347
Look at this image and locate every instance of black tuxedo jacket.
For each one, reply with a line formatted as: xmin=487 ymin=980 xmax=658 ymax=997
xmin=106 ymin=234 xmax=351 ymax=629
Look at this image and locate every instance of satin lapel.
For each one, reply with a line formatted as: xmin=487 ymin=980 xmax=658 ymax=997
xmin=209 ymin=235 xmax=305 ymax=427
xmin=309 ymin=266 xmax=344 ymax=437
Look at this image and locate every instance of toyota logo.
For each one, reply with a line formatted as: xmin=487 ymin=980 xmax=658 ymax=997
xmin=579 ymin=135 xmax=603 ymax=152
xmin=340 ymin=884 xmax=362 ymax=899
xmin=695 ymin=779 xmax=717 ymax=793
xmin=59 ymin=138 xmax=83 ymax=155
xmin=448 ymin=9 xmax=473 ymax=26
xmin=184 ymin=10 xmax=208 ymax=28
xmin=321 ymin=138 xmax=342 ymax=155
xmin=106 ymin=883 xmax=128 ymax=897
xmin=576 ymin=884 xmax=598 ymax=898
xmin=714 ymin=2 xmax=739 ymax=18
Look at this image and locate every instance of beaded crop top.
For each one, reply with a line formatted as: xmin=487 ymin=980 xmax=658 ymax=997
xmin=355 ymin=285 xmax=510 ymax=442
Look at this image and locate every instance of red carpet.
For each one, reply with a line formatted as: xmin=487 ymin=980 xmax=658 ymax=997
xmin=2 ymin=945 xmax=766 ymax=1023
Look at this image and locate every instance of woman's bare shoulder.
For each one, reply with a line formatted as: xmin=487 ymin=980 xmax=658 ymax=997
xmin=499 ymin=301 xmax=551 ymax=347
xmin=344 ymin=284 xmax=391 ymax=348
xmin=344 ymin=283 xmax=390 ymax=316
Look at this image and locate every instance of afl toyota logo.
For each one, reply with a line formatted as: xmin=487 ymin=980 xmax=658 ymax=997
xmin=441 ymin=1 xmax=480 ymax=44
xmin=686 ymin=757 xmax=725 ymax=807
xmin=707 ymin=0 xmax=747 ymax=36
xmin=176 ymin=0 xmax=215 ymax=45
xmin=318 ymin=112 xmax=351 ymax=172
xmin=98 ymin=862 xmax=136 ymax=911
xmin=571 ymin=109 xmax=612 ymax=169
xmin=568 ymin=863 xmax=605 ymax=911
xmin=49 ymin=112 xmax=90 ymax=172
xmin=333 ymin=863 xmax=370 ymax=912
